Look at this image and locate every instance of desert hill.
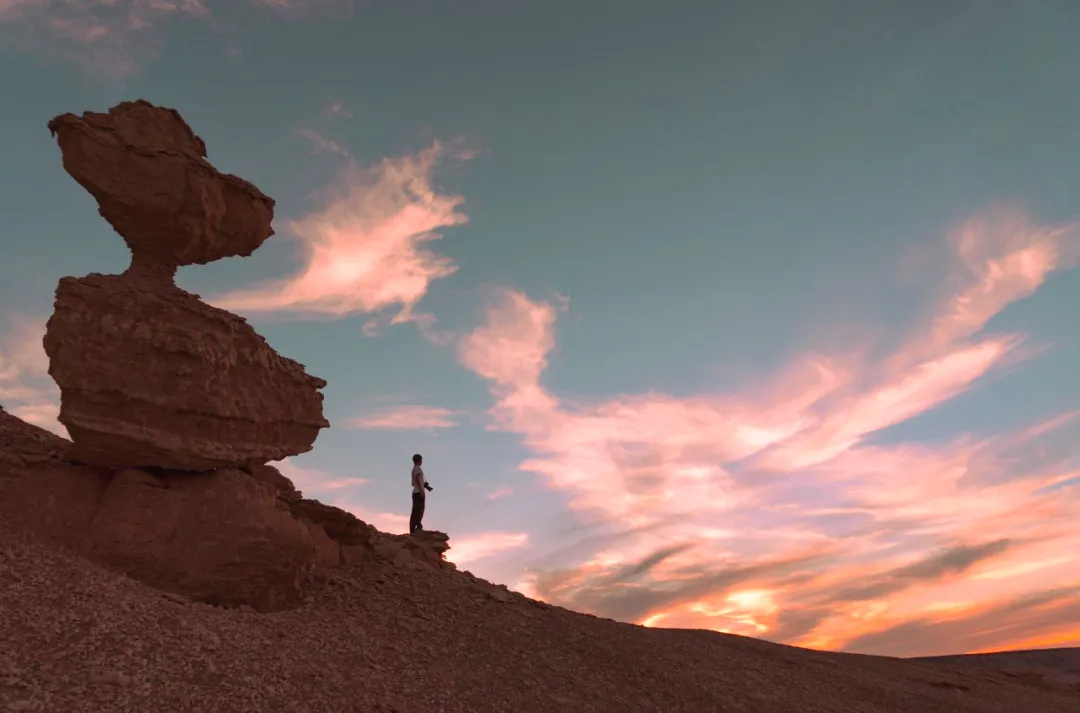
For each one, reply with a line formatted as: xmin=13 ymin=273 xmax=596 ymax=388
xmin=1 ymin=473 xmax=1077 ymax=712
xmin=913 ymin=647 xmax=1080 ymax=691
xmin=1 ymin=100 xmax=1076 ymax=712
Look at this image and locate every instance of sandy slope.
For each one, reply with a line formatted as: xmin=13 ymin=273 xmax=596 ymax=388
xmin=1 ymin=520 xmax=1076 ymax=713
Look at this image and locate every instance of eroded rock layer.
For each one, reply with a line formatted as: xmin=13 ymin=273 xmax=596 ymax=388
xmin=0 ymin=420 xmax=456 ymax=611
xmin=44 ymin=273 xmax=329 ymax=470
xmin=47 ymin=100 xmax=275 ymax=280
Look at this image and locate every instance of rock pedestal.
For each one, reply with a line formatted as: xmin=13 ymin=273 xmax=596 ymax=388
xmin=44 ymin=273 xmax=328 ymax=470
xmin=44 ymin=100 xmax=328 ymax=469
xmin=0 ymin=413 xmax=456 ymax=610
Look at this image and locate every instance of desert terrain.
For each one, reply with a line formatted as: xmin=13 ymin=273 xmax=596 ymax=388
xmin=1 ymin=100 xmax=1076 ymax=713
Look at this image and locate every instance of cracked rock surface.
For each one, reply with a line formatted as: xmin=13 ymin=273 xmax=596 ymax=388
xmin=44 ymin=273 xmax=328 ymax=470
xmin=48 ymin=100 xmax=275 ymax=279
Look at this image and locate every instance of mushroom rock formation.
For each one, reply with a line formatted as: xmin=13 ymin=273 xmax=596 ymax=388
xmin=47 ymin=100 xmax=275 ymax=282
xmin=43 ymin=100 xmax=329 ymax=470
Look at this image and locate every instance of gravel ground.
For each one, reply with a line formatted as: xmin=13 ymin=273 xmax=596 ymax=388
xmin=1 ymin=519 xmax=1076 ymax=713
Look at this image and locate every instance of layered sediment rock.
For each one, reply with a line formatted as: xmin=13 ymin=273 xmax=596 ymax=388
xmin=0 ymin=454 xmax=339 ymax=610
xmin=48 ymin=100 xmax=275 ymax=281
xmin=0 ymin=424 xmax=454 ymax=609
xmin=256 ymin=464 xmax=456 ymax=571
xmin=0 ymin=405 xmax=69 ymax=468
xmin=44 ymin=274 xmax=328 ymax=470
xmin=44 ymin=100 xmax=328 ymax=469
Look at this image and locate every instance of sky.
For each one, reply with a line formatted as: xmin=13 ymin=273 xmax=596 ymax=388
xmin=1 ymin=0 xmax=1079 ymax=659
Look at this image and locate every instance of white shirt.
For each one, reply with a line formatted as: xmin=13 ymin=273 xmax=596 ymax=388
xmin=411 ymin=465 xmax=427 ymax=494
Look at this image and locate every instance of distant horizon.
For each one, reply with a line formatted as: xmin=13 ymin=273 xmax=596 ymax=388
xmin=2 ymin=0 xmax=1079 ymax=659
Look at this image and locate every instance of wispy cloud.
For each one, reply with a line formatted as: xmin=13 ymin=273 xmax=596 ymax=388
xmin=345 ymin=405 xmax=461 ymax=430
xmin=458 ymin=205 xmax=1080 ymax=656
xmin=0 ymin=0 xmax=357 ymax=77
xmin=0 ymin=0 xmax=211 ymax=77
xmin=298 ymin=128 xmax=351 ymax=158
xmin=448 ymin=531 xmax=529 ymax=566
xmin=325 ymin=101 xmax=352 ymax=118
xmin=212 ymin=140 xmax=470 ymax=335
xmin=273 ymin=457 xmax=405 ymax=532
xmin=487 ymin=486 xmax=514 ymax=500
xmin=0 ymin=314 xmax=64 ymax=437
xmin=843 ymin=586 xmax=1080 ymax=656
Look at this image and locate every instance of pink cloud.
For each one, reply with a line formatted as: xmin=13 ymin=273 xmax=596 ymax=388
xmin=933 ymin=204 xmax=1079 ymax=346
xmin=0 ymin=314 xmax=65 ymax=437
xmin=271 ymin=458 xmax=351 ymax=493
xmin=0 ymin=0 xmax=358 ymax=76
xmin=447 ymin=531 xmax=529 ymax=566
xmin=212 ymin=141 xmax=470 ymax=333
xmin=273 ymin=457 xmax=410 ymax=532
xmin=457 ymin=206 xmax=1080 ymax=656
xmin=344 ymin=405 xmax=460 ymax=430
xmin=0 ymin=0 xmax=210 ymax=77
xmin=486 ymin=486 xmax=514 ymax=500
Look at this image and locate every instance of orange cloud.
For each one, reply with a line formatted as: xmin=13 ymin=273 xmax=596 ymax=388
xmin=459 ymin=206 xmax=1080 ymax=656
xmin=345 ymin=405 xmax=461 ymax=430
xmin=213 ymin=141 xmax=470 ymax=334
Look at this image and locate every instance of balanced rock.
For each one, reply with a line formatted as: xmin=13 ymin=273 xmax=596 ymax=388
xmin=44 ymin=100 xmax=329 ymax=470
xmin=44 ymin=274 xmax=329 ymax=470
xmin=47 ymin=100 xmax=275 ymax=281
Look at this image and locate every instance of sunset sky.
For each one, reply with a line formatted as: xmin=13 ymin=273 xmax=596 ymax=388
xmin=2 ymin=1 xmax=1079 ymax=658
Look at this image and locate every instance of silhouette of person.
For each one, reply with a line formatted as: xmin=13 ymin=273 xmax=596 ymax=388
xmin=409 ymin=453 xmax=433 ymax=534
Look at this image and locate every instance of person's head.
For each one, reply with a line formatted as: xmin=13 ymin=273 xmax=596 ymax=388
xmin=412 ymin=453 xmax=423 ymax=466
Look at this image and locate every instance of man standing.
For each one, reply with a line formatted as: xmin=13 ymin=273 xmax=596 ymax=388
xmin=409 ymin=453 xmax=433 ymax=534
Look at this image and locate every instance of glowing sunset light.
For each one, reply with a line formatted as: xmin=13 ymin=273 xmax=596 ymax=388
xmin=4 ymin=2 xmax=1080 ymax=662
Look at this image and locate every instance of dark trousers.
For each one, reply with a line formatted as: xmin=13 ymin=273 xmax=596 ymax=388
xmin=409 ymin=491 xmax=426 ymax=533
